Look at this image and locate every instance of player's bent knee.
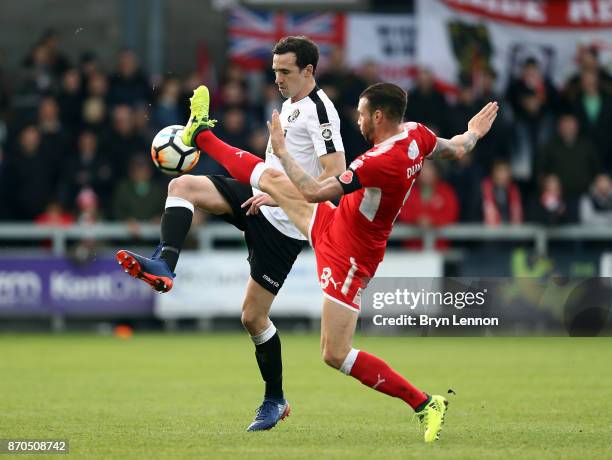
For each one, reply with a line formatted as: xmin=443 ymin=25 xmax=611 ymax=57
xmin=321 ymin=346 xmax=348 ymax=370
xmin=168 ymin=175 xmax=196 ymax=200
xmin=169 ymin=175 xmax=229 ymax=215
xmin=241 ymin=306 xmax=268 ymax=335
xmin=260 ymin=169 xmax=286 ymax=192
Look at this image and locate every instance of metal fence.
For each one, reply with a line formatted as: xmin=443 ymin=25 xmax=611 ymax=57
xmin=0 ymin=222 xmax=610 ymax=255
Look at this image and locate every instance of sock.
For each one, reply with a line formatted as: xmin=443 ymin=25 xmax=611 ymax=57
xmin=341 ymin=349 xmax=428 ymax=410
xmin=159 ymin=197 xmax=194 ymax=272
xmin=252 ymin=323 xmax=284 ymax=401
xmin=195 ymin=131 xmax=264 ymax=186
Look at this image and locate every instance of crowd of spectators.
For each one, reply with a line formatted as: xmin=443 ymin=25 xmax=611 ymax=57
xmin=1 ymin=31 xmax=612 ymax=237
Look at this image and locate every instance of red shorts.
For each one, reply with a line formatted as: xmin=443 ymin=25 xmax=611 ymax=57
xmin=308 ymin=202 xmax=374 ymax=312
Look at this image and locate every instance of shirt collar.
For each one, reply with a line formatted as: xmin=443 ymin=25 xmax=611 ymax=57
xmin=374 ymin=129 xmax=408 ymax=148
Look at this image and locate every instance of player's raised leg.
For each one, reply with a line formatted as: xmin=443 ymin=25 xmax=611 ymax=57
xmin=116 ymin=175 xmax=231 ymax=292
xmin=320 ymin=297 xmax=448 ymax=443
xmin=182 ymin=84 xmax=316 ymax=239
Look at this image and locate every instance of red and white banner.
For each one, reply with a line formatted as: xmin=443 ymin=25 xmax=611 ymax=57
xmin=440 ymin=0 xmax=612 ymax=28
xmin=417 ymin=0 xmax=612 ymax=90
xmin=345 ymin=14 xmax=417 ymax=89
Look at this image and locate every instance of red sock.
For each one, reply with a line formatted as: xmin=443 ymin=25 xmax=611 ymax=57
xmin=195 ymin=131 xmax=263 ymax=185
xmin=349 ymin=350 xmax=428 ymax=410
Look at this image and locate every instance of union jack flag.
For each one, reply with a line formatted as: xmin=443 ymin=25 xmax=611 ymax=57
xmin=228 ymin=7 xmax=345 ymax=70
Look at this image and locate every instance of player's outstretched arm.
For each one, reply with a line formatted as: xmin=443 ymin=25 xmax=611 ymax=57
xmin=267 ymin=110 xmax=344 ymax=203
xmin=428 ymin=101 xmax=499 ymax=161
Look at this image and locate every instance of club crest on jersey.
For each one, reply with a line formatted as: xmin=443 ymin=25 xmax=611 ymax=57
xmin=320 ymin=123 xmax=333 ymax=141
xmin=408 ymin=139 xmax=420 ymax=160
xmin=287 ymin=109 xmax=300 ymax=123
xmin=339 ymin=170 xmax=354 ymax=184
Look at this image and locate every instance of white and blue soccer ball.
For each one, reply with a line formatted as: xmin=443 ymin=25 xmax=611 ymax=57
xmin=150 ymin=125 xmax=200 ymax=175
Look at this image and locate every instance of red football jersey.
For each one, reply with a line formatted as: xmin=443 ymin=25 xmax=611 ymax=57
xmin=331 ymin=122 xmax=437 ymax=273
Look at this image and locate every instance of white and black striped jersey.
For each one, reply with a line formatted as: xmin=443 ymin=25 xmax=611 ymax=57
xmin=255 ymin=86 xmax=344 ymax=240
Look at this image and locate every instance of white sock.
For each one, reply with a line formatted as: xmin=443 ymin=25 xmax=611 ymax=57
xmin=339 ymin=348 xmax=360 ymax=375
xmin=251 ymin=322 xmax=277 ymax=346
xmin=250 ymin=163 xmax=269 ymax=189
xmin=165 ymin=196 xmax=194 ymax=213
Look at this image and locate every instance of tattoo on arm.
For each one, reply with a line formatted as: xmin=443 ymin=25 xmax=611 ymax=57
xmin=430 ymin=138 xmax=456 ymax=159
xmin=463 ymin=131 xmax=478 ymax=155
xmin=429 ymin=131 xmax=479 ymax=160
xmin=279 ymin=153 xmax=320 ymax=198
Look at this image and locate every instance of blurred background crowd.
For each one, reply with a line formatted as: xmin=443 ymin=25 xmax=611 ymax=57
xmin=0 ymin=20 xmax=611 ymax=237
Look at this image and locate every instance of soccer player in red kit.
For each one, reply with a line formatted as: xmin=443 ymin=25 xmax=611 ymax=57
xmin=181 ymin=82 xmax=498 ymax=442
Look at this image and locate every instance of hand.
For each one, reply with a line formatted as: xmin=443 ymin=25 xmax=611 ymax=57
xmin=266 ymin=110 xmax=288 ymax=158
xmin=241 ymin=193 xmax=278 ymax=215
xmin=467 ymin=102 xmax=499 ymax=139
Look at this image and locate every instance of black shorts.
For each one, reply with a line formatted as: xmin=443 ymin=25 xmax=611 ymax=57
xmin=207 ymin=175 xmax=305 ymax=295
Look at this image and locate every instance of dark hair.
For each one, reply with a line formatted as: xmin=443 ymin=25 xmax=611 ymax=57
xmin=360 ymin=83 xmax=407 ymax=123
xmin=272 ymin=36 xmax=319 ymax=73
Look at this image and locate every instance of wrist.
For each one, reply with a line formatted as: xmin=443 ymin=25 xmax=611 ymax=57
xmin=466 ymin=130 xmax=480 ymax=140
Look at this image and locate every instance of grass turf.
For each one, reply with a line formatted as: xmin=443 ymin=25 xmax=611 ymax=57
xmin=0 ymin=334 xmax=611 ymax=459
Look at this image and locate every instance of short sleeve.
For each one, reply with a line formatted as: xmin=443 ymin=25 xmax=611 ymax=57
xmin=307 ymin=97 xmax=344 ymax=157
xmin=415 ymin=123 xmax=438 ymax=157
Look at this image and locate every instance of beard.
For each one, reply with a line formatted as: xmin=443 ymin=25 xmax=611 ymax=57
xmin=360 ymin=122 xmax=375 ymax=144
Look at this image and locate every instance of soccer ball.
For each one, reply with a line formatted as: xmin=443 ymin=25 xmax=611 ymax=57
xmin=150 ymin=125 xmax=200 ymax=175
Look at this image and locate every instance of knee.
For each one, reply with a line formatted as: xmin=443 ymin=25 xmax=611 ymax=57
xmin=241 ymin=303 xmax=267 ymax=334
xmin=168 ymin=175 xmax=196 ymax=199
xmin=260 ymin=168 xmax=284 ymax=189
xmin=321 ymin=343 xmax=348 ymax=370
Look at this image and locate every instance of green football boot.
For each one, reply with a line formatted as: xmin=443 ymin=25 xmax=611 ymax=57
xmin=416 ymin=395 xmax=449 ymax=443
xmin=181 ymin=85 xmax=217 ymax=147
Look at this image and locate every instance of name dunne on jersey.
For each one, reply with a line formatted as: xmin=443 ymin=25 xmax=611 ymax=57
xmin=407 ymin=161 xmax=423 ymax=179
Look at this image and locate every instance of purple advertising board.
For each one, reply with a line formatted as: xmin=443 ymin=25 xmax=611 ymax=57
xmin=0 ymin=256 xmax=154 ymax=317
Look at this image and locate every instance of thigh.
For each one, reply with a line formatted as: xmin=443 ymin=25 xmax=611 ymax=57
xmin=206 ymin=175 xmax=254 ymax=230
xmin=242 ymin=276 xmax=276 ymax=313
xmin=170 ymin=174 xmax=233 ymax=216
xmin=244 ymin=211 xmax=304 ymax=295
xmin=258 ymin=169 xmax=315 ymax=238
xmin=320 ymin=296 xmax=358 ymax=356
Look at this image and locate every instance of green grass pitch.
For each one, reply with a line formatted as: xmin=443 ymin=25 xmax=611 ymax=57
xmin=1 ymin=334 xmax=611 ymax=459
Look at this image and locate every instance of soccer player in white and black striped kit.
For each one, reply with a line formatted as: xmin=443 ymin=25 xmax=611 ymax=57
xmin=117 ymin=36 xmax=346 ymax=431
